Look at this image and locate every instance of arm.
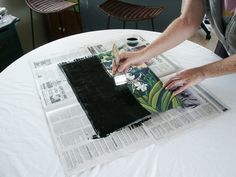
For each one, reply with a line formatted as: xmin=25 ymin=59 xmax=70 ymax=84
xmin=115 ymin=0 xmax=205 ymax=72
xmin=164 ymin=54 xmax=236 ymax=96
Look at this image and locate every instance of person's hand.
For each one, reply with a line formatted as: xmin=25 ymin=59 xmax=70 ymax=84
xmin=112 ymin=50 xmax=148 ymax=74
xmin=163 ymin=67 xmax=206 ymax=96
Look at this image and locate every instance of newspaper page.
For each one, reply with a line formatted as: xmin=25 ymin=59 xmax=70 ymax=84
xmin=30 ymin=39 xmax=154 ymax=177
xmin=146 ymin=54 xmax=228 ymax=142
xmin=30 ymin=35 xmax=228 ymax=176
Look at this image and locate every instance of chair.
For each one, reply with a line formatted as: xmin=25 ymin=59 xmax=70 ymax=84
xmin=199 ymin=15 xmax=211 ymax=40
xmin=201 ymin=22 xmax=211 ymax=40
xmin=98 ymin=0 xmax=164 ymax=31
xmin=25 ymin=0 xmax=81 ymax=49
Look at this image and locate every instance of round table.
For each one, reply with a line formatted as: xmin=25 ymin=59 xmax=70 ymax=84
xmin=1 ymin=30 xmax=236 ymax=177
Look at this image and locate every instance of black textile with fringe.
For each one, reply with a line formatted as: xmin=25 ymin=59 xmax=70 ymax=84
xmin=59 ymin=56 xmax=150 ymax=137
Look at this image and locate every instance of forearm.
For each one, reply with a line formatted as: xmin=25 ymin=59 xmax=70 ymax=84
xmin=201 ymin=54 xmax=236 ymax=78
xmin=139 ymin=0 xmax=204 ymax=60
xmin=141 ymin=18 xmax=200 ymax=59
xmin=163 ymin=54 xmax=236 ymax=96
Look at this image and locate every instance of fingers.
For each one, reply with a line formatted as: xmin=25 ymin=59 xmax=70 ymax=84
xmin=118 ymin=59 xmax=131 ymax=72
xmin=112 ymin=60 xmax=117 ymax=75
xmin=172 ymin=84 xmax=190 ymax=96
xmin=164 ymin=77 xmax=190 ymax=96
xmin=117 ymin=52 xmax=132 ymax=72
xmin=119 ymin=51 xmax=128 ymax=60
xmin=163 ymin=75 xmax=180 ymax=88
xmin=163 ymin=73 xmax=188 ymax=96
xmin=163 ymin=70 xmax=196 ymax=96
xmin=112 ymin=50 xmax=147 ymax=73
xmin=112 ymin=51 xmax=133 ymax=73
xmin=112 ymin=52 xmax=126 ymax=74
xmin=165 ymin=79 xmax=184 ymax=90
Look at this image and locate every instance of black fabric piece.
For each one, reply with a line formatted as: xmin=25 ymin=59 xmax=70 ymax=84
xmin=215 ymin=40 xmax=229 ymax=58
xmin=59 ymin=56 xmax=150 ymax=137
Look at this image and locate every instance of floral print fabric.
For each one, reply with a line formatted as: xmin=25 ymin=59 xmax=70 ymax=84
xmin=98 ymin=50 xmax=182 ymax=113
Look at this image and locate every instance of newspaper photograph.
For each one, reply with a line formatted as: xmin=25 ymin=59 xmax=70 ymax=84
xmin=30 ymin=35 xmax=228 ymax=176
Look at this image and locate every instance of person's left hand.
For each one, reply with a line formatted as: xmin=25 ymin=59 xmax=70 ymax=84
xmin=163 ymin=67 xmax=206 ymax=96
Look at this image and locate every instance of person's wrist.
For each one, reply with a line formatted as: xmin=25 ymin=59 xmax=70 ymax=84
xmin=199 ymin=66 xmax=208 ymax=80
xmin=139 ymin=47 xmax=154 ymax=62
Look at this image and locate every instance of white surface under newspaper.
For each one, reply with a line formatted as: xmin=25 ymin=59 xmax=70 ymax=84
xmin=30 ymin=36 xmax=228 ymax=177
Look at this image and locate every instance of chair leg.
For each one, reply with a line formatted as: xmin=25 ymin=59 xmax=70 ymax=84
xmin=214 ymin=40 xmax=228 ymax=58
xmin=58 ymin=12 xmax=65 ymax=36
xmin=73 ymin=6 xmax=82 ymax=32
xmin=76 ymin=0 xmax=82 ymax=31
xmin=30 ymin=9 xmax=35 ymax=49
xmin=123 ymin=21 xmax=126 ymax=29
xmin=201 ymin=22 xmax=211 ymax=40
xmin=135 ymin=22 xmax=138 ymax=29
xmin=151 ymin=18 xmax=155 ymax=31
xmin=107 ymin=16 xmax=111 ymax=29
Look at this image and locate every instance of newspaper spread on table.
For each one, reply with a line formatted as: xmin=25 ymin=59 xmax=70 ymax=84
xmin=30 ymin=35 xmax=228 ymax=177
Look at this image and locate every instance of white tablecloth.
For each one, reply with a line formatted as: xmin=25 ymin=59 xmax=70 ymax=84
xmin=1 ymin=29 xmax=236 ymax=177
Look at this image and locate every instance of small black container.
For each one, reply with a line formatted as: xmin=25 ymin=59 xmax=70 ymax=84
xmin=127 ymin=37 xmax=139 ymax=47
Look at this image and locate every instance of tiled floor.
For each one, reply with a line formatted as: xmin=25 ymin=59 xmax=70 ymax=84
xmin=189 ymin=25 xmax=218 ymax=52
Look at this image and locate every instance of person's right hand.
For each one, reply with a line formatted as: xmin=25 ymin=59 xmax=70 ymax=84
xmin=112 ymin=50 xmax=148 ymax=74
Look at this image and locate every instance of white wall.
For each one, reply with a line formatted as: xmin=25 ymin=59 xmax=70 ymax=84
xmin=0 ymin=0 xmax=48 ymax=53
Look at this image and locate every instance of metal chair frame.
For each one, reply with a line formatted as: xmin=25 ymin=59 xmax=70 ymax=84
xmin=99 ymin=0 xmax=164 ymax=31
xmin=25 ymin=0 xmax=81 ymax=49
